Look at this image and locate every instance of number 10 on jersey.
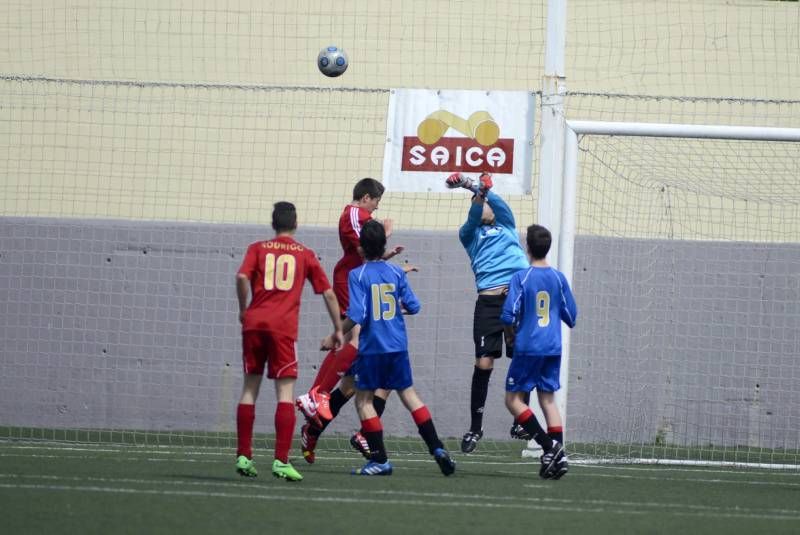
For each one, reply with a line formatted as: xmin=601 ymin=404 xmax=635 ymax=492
xmin=263 ymin=253 xmax=296 ymax=291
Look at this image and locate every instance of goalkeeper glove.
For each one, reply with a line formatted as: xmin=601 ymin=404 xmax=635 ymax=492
xmin=445 ymin=172 xmax=474 ymax=190
xmin=477 ymin=173 xmax=493 ymax=197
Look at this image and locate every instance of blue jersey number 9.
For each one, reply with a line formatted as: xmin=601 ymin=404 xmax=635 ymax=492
xmin=536 ymin=290 xmax=550 ymax=327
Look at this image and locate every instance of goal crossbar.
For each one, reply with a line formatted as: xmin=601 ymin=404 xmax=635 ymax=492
xmin=567 ymin=120 xmax=800 ymax=142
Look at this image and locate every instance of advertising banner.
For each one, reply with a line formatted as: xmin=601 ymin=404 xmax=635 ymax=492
xmin=382 ymin=89 xmax=535 ymax=194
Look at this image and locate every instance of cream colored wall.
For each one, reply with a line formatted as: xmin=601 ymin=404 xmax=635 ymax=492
xmin=0 ymin=0 xmax=798 ymax=237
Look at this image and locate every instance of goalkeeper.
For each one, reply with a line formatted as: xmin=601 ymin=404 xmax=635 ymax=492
xmin=446 ymin=172 xmax=530 ymax=453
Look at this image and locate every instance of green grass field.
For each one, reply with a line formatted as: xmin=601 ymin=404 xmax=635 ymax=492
xmin=2 ymin=438 xmax=800 ymax=534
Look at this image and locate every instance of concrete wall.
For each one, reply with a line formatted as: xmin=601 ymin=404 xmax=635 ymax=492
xmin=569 ymin=236 xmax=800 ymax=449
xmin=2 ymin=218 xmax=798 ymax=447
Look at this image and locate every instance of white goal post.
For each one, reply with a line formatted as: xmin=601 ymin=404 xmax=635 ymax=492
xmin=533 ymin=120 xmax=800 ymax=466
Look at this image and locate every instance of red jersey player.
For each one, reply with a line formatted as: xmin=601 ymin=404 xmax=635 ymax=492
xmin=295 ymin=178 xmax=407 ymax=464
xmin=234 ymin=201 xmax=343 ymax=482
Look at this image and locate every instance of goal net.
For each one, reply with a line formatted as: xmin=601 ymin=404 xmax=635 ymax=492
xmin=2 ymin=1 xmax=800 ymax=465
xmin=563 ymin=124 xmax=800 ymax=468
xmin=0 ymin=77 xmax=537 ymax=454
xmin=0 ymin=0 xmax=546 ymax=456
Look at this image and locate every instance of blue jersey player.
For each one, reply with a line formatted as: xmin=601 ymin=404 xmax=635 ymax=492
xmin=321 ymin=219 xmax=456 ymax=477
xmin=501 ymin=224 xmax=577 ymax=479
xmin=446 ymin=172 xmax=530 ymax=453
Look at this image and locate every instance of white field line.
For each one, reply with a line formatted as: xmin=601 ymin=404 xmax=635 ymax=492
xmin=5 ymin=441 xmax=799 ymax=473
xmin=570 ymin=457 xmax=800 ymax=471
xmin=1 ymin=478 xmax=800 ymax=522
xmin=3 ymin=450 xmax=800 ymax=482
xmin=0 ymin=481 xmax=644 ymax=515
xmin=572 ymin=471 xmax=800 ymax=488
xmin=0 ymin=446 xmax=531 ymax=466
xmin=0 ymin=452 xmax=532 ymax=478
xmin=3 ymin=445 xmax=800 ymax=483
xmin=6 ymin=451 xmax=797 ymax=487
xmin=4 ymin=472 xmax=798 ymax=518
xmin=0 ymin=450 xmax=527 ymax=465
xmin=0 ymin=441 xmax=506 ymax=459
xmin=3 ymin=441 xmax=800 ymax=471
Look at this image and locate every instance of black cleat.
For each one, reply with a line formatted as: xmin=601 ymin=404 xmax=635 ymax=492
xmin=350 ymin=431 xmax=371 ymax=459
xmin=433 ymin=448 xmax=456 ymax=476
xmin=460 ymin=429 xmax=483 ymax=453
xmin=510 ymin=423 xmax=532 ymax=440
xmin=539 ymin=442 xmax=568 ymax=480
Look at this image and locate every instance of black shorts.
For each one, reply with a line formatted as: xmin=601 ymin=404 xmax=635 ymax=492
xmin=473 ymin=294 xmax=513 ymax=359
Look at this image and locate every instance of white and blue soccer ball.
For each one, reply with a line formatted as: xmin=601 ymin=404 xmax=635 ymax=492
xmin=317 ymin=45 xmax=348 ymax=77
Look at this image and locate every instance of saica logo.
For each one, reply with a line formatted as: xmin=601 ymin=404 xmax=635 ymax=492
xmin=417 ymin=110 xmax=500 ymax=146
xmin=401 ymin=109 xmax=513 ymax=174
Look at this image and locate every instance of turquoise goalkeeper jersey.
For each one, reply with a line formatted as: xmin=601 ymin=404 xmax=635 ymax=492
xmin=458 ymin=191 xmax=529 ymax=292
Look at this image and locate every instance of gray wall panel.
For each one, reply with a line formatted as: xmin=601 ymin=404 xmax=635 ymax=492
xmin=569 ymin=237 xmax=800 ymax=449
xmin=1 ymin=218 xmax=799 ymax=449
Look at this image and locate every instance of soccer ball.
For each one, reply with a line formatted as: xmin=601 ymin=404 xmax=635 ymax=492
xmin=317 ymin=46 xmax=348 ymax=77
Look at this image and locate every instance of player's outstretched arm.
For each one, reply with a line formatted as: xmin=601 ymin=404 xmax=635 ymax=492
xmin=321 ymin=289 xmax=344 ymax=349
xmin=383 ymin=244 xmax=404 ymax=260
xmin=446 ymin=172 xmax=492 ymax=196
xmin=445 ymin=172 xmax=475 ymax=191
xmin=401 ymin=261 xmax=418 ymax=273
xmin=321 ymin=317 xmax=355 ymax=350
xmin=382 ymin=218 xmax=394 ymax=239
xmin=476 ymin=172 xmax=493 ymax=197
xmin=397 ymin=272 xmax=421 ymax=315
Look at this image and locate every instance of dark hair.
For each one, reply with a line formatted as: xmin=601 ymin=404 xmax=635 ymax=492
xmin=352 ymin=178 xmax=385 ymax=201
xmin=526 ymin=224 xmax=552 ymax=260
xmin=272 ymin=201 xmax=297 ymax=233
xmin=359 ymin=219 xmax=386 ymax=260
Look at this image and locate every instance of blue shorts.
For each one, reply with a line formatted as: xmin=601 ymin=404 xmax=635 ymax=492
xmin=505 ymin=354 xmax=561 ymax=393
xmin=354 ymin=351 xmax=413 ymax=391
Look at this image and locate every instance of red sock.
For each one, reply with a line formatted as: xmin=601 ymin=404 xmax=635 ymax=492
xmin=411 ymin=406 xmax=443 ymax=454
xmin=236 ymin=403 xmax=255 ymax=459
xmin=361 ymin=416 xmax=383 ymax=433
xmin=411 ymin=406 xmax=432 ymax=426
xmin=316 ymin=344 xmax=358 ymax=394
xmin=517 ymin=408 xmax=553 ymax=451
xmin=516 ymin=407 xmax=534 ymax=425
xmin=274 ymin=401 xmax=296 ymax=463
xmin=361 ymin=416 xmax=387 ymax=463
xmin=311 ymin=349 xmax=337 ymax=390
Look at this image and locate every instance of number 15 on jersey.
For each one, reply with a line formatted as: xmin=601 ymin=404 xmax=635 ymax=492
xmin=371 ymin=283 xmax=396 ymax=320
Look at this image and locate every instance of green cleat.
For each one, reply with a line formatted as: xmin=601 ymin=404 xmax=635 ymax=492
xmin=272 ymin=459 xmax=303 ymax=482
xmin=236 ymin=455 xmax=258 ymax=477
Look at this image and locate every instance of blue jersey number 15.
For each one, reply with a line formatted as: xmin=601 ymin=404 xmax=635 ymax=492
xmin=371 ymin=283 xmax=396 ymax=321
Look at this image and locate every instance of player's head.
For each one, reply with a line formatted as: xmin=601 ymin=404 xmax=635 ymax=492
xmin=359 ymin=219 xmax=386 ymax=260
xmin=353 ymin=178 xmax=385 ymax=212
xmin=272 ymin=201 xmax=297 ymax=234
xmin=526 ymin=224 xmax=552 ymax=260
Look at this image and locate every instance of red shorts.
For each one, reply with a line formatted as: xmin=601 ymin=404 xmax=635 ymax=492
xmin=241 ymin=330 xmax=297 ymax=379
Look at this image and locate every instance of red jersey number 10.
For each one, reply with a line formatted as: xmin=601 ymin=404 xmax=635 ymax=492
xmin=264 ymin=253 xmax=296 ymax=291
